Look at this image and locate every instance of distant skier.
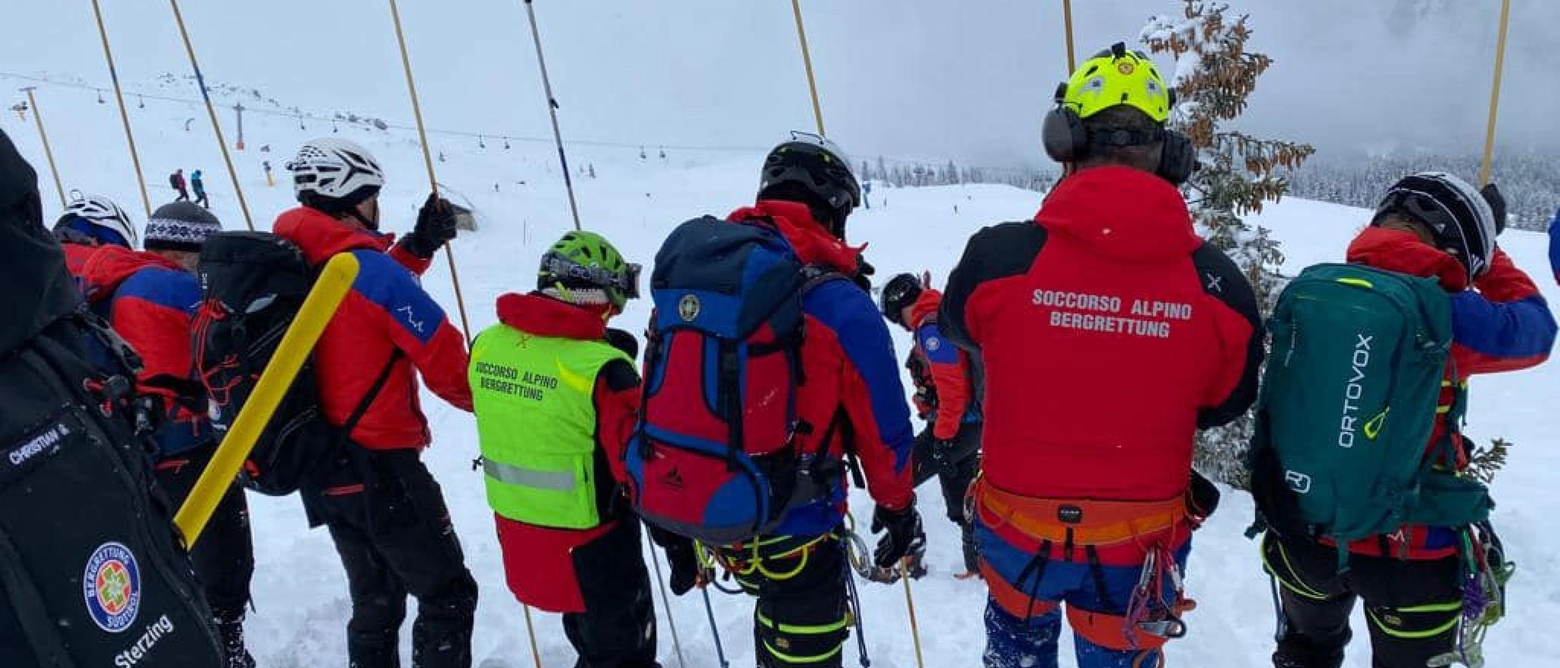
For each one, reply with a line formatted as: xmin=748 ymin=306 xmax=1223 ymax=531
xmin=170 ymin=168 xmax=189 ymax=201
xmin=191 ymin=169 xmax=209 ymax=208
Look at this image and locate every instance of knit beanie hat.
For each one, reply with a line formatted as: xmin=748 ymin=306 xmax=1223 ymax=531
xmin=144 ymin=201 xmax=222 ymax=252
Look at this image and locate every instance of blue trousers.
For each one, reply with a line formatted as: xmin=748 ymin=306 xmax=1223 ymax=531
xmin=981 ymin=541 xmax=1191 ymax=668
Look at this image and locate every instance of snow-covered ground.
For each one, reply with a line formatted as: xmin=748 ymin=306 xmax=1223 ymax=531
xmin=5 ymin=82 xmax=1558 ymax=668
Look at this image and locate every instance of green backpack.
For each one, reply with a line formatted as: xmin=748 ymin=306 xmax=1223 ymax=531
xmin=1250 ymin=263 xmax=1492 ymax=562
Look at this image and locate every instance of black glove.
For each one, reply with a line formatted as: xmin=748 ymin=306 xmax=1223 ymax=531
xmin=1186 ymin=469 xmax=1221 ymax=528
xmin=870 ymin=503 xmax=925 ymax=572
xmin=853 ymin=258 xmax=876 ymax=292
xmin=649 ymin=526 xmax=704 ymax=595
xmin=400 ymin=193 xmax=459 ymax=259
xmin=1480 ymin=183 xmax=1507 ymax=235
xmin=605 ymin=328 xmax=640 ymax=360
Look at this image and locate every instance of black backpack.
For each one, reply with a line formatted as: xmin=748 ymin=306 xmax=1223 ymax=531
xmin=0 ymin=128 xmax=223 ymax=667
xmin=194 ymin=232 xmax=396 ymax=496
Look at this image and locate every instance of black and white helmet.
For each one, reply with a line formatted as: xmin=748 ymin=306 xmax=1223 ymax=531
xmin=758 ymin=131 xmax=862 ymax=236
xmin=56 ymin=193 xmax=137 ymax=247
xmin=1375 ymin=171 xmax=1498 ymax=281
xmin=286 ymin=138 xmax=385 ymax=205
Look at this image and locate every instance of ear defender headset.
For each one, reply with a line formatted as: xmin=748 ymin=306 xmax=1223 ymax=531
xmin=1040 ymin=42 xmax=1198 ymax=186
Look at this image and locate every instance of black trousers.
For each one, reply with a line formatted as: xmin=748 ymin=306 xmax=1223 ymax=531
xmin=911 ymin=423 xmax=981 ymax=573
xmin=563 ymin=519 xmax=660 ymax=668
xmin=1263 ymin=533 xmax=1463 ymax=668
xmin=724 ymin=537 xmax=851 ymax=668
xmin=154 ymin=445 xmax=255 ymax=621
xmin=305 ymin=449 xmax=478 ymax=668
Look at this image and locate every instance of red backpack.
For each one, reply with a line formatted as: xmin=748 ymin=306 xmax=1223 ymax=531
xmin=626 ymin=216 xmax=847 ymax=545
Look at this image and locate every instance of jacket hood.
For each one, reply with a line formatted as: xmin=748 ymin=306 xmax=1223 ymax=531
xmin=79 ymin=245 xmax=184 ymax=304
xmin=909 ymin=288 xmax=943 ymax=328
xmin=0 ymin=129 xmax=79 ymax=354
xmin=497 ymin=292 xmax=609 ymax=340
xmin=729 ymin=200 xmax=863 ymax=273
xmin=1346 ymin=226 xmax=1469 ymax=292
xmin=1036 ymin=166 xmax=1201 ymax=262
xmin=273 ymin=205 xmax=395 ymax=265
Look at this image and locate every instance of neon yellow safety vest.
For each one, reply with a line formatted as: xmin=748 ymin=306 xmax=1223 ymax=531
xmin=469 ymin=324 xmax=631 ymax=530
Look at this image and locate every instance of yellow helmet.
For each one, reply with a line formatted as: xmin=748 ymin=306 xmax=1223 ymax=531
xmin=1058 ymin=43 xmax=1173 ymax=123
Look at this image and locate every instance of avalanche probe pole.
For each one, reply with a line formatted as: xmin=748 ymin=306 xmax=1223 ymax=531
xmin=1478 ymin=0 xmax=1512 ymax=186
xmin=174 ymin=254 xmax=358 ymax=544
xmin=901 ymin=560 xmax=926 ymax=668
xmin=88 ymin=0 xmax=152 ymax=217
xmin=167 ymin=0 xmax=256 ymax=230
xmin=18 ymin=87 xmax=66 ymax=209
xmin=520 ymin=0 xmax=584 ymax=232
xmin=386 ymin=0 xmax=476 ymax=345
xmin=1062 ymin=0 xmax=1077 ymax=73
xmin=789 ymin=0 xmax=827 ymax=136
xmin=644 ymin=535 xmax=688 ymax=668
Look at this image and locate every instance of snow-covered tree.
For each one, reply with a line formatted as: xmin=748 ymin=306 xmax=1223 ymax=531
xmin=1143 ymin=0 xmax=1315 ymax=488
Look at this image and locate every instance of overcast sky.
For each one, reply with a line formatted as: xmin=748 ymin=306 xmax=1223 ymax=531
xmin=2 ymin=0 xmax=1554 ymax=168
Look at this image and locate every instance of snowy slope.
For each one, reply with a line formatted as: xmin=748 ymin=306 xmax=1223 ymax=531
xmin=4 ymin=84 xmax=1559 ymax=668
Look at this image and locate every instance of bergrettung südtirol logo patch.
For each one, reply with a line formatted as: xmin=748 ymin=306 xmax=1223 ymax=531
xmin=83 ymin=541 xmax=142 ymax=633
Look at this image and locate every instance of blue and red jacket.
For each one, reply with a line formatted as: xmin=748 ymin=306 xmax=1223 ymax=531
xmin=80 ymin=246 xmax=211 ymax=456
xmin=1344 ymin=226 xmax=1555 ymax=559
xmin=941 ymin=167 xmax=1263 ymax=566
xmin=725 ymin=201 xmax=915 ymax=537
xmin=273 ymin=206 xmax=472 ymax=450
xmin=905 ymin=289 xmax=981 ymax=439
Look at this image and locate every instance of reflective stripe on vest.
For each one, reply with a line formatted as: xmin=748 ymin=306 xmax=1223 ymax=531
xmin=470 ymin=323 xmax=631 ymax=529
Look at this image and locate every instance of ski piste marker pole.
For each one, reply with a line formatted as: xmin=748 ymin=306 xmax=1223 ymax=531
xmin=645 ymin=535 xmax=688 ymax=668
xmin=167 ymin=0 xmax=255 ymax=231
xmin=88 ymin=0 xmax=152 ymax=218
xmin=385 ymin=0 xmax=475 ymax=345
xmin=174 ymin=253 xmax=358 ymax=545
xmin=521 ymin=0 xmax=584 ymax=233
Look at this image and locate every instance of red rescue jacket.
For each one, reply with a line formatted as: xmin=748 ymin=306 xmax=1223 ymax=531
xmin=273 ymin=206 xmax=472 ymax=450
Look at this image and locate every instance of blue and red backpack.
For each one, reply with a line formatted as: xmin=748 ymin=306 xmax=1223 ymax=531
xmin=626 ymin=216 xmax=848 ymax=545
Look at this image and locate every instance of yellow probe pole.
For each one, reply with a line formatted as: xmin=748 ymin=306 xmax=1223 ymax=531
xmin=174 ymin=254 xmax=359 ymax=545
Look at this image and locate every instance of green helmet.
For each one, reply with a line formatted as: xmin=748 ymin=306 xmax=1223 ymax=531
xmin=537 ymin=230 xmax=640 ymax=309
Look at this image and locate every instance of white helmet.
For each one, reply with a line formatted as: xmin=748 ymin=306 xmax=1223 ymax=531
xmin=286 ymin=138 xmax=385 ymax=204
xmin=57 ymin=193 xmax=137 ymax=247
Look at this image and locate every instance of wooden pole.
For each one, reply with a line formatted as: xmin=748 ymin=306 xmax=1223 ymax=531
xmin=167 ymin=0 xmax=256 ymax=230
xmin=89 ymin=0 xmax=153 ymax=217
xmin=385 ymin=0 xmax=476 ymax=344
xmin=20 ymin=88 xmax=67 ymax=210
xmin=789 ymin=0 xmax=827 ymax=136
xmin=1479 ymin=0 xmax=1512 ymax=186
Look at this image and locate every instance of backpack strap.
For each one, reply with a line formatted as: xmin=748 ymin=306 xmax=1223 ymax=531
xmin=338 ymin=350 xmax=404 ymax=442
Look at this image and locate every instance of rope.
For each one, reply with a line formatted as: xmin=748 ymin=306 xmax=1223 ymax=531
xmin=19 ymin=88 xmax=66 ymax=209
xmin=1479 ymin=0 xmax=1512 ymax=186
xmin=384 ymin=0 xmax=475 ymax=345
xmin=88 ymin=0 xmax=151 ymax=217
xmin=167 ymin=0 xmax=255 ymax=230
xmin=521 ymin=0 xmax=584 ymax=232
xmin=789 ymin=0 xmax=827 ymax=136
